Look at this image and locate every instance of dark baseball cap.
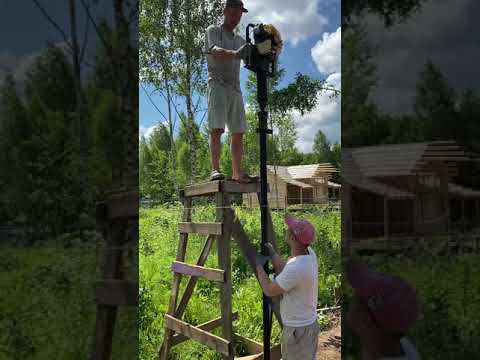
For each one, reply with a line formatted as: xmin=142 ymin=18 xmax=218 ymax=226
xmin=225 ymin=0 xmax=248 ymax=12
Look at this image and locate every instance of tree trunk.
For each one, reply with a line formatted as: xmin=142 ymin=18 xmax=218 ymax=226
xmin=185 ymin=56 xmax=197 ymax=183
xmin=113 ymin=0 xmax=138 ymax=189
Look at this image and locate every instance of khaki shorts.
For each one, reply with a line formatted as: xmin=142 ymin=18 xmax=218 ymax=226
xmin=281 ymin=321 xmax=320 ymax=360
xmin=207 ymin=82 xmax=246 ymax=134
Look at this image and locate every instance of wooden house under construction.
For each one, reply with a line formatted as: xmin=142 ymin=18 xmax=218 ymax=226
xmin=342 ymin=141 xmax=480 ymax=251
xmin=243 ymin=163 xmax=340 ymax=209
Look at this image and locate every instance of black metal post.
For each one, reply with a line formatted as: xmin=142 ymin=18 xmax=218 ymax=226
xmin=257 ymin=69 xmax=272 ymax=360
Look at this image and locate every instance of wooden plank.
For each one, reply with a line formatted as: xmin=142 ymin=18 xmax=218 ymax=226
xmin=223 ymin=180 xmax=263 ymax=194
xmin=171 ymin=312 xmax=239 ymax=347
xmin=106 ymin=190 xmax=139 ymax=220
xmin=178 ymin=222 xmax=223 ymax=235
xmin=164 ymin=314 xmax=230 ymax=356
xmin=171 ymin=261 xmax=225 ymax=282
xmin=235 ymin=355 xmax=263 ymax=360
xmin=184 ymin=181 xmax=221 ymax=197
xmin=234 ymin=342 xmax=282 ymax=360
xmin=95 ymin=280 xmax=138 ymax=306
xmin=235 ymin=334 xmax=263 ymax=354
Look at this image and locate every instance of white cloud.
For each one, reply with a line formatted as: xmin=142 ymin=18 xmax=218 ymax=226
xmin=311 ymin=27 xmax=341 ymax=74
xmin=139 ymin=124 xmax=158 ymax=140
xmin=241 ymin=0 xmax=328 ymax=46
xmin=293 ymin=72 xmax=341 ymax=152
xmin=292 ymin=26 xmax=341 ymax=152
xmin=0 ymin=42 xmax=72 ymax=87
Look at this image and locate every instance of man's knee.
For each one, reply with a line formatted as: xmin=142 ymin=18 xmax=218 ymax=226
xmin=231 ymin=132 xmax=244 ymax=141
xmin=211 ymin=128 xmax=224 ymax=137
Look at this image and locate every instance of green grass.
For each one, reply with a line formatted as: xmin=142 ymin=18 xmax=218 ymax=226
xmin=0 ymin=240 xmax=137 ymax=359
xmin=139 ymin=204 xmax=341 ymax=359
xmin=342 ymin=253 xmax=480 ymax=359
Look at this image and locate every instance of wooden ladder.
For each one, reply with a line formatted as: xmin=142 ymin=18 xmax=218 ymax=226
xmin=159 ymin=180 xmax=282 ymax=360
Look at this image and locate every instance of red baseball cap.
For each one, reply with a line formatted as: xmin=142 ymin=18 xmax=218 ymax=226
xmin=346 ymin=260 xmax=418 ymax=334
xmin=285 ymin=215 xmax=315 ymax=246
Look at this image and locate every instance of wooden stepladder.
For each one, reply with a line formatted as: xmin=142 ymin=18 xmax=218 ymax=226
xmin=159 ymin=180 xmax=283 ymax=360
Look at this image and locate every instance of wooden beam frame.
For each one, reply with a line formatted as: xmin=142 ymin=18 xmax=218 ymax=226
xmin=171 ymin=312 xmax=239 ymax=347
xmin=164 ymin=314 xmax=231 ymax=356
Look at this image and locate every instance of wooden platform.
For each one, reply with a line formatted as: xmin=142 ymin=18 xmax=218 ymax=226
xmin=182 ymin=180 xmax=264 ymax=197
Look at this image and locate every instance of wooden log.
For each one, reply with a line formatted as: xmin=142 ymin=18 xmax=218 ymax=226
xmin=164 ymin=315 xmax=231 ymax=356
xmin=171 ymin=261 xmax=225 ymax=282
xmin=95 ymin=280 xmax=138 ymax=306
xmin=178 ymin=222 xmax=223 ymax=235
xmin=171 ymin=312 xmax=239 ymax=347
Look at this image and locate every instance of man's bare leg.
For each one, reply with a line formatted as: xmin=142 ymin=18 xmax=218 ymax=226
xmin=231 ymin=132 xmax=243 ymax=180
xmin=210 ymin=129 xmax=224 ymax=173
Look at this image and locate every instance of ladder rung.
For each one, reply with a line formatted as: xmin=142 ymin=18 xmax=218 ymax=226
xmin=164 ymin=314 xmax=231 ymax=356
xmin=178 ymin=222 xmax=223 ymax=235
xmin=171 ymin=261 xmax=225 ymax=282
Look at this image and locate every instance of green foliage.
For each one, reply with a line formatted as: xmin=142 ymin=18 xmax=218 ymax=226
xmin=139 ymin=205 xmax=340 ymax=359
xmin=342 ymin=0 xmax=426 ymax=28
xmin=342 ymin=255 xmax=480 ymax=359
xmin=0 ymin=240 xmax=137 ymax=359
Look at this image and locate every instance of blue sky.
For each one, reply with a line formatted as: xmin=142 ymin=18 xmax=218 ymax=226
xmin=140 ymin=0 xmax=341 ymax=152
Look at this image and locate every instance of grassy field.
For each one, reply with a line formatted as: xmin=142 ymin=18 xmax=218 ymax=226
xmin=342 ymin=253 xmax=480 ymax=359
xmin=139 ymin=204 xmax=341 ymax=360
xmin=0 ymin=237 xmax=137 ymax=359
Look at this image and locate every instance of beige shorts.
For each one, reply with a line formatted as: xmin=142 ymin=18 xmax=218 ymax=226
xmin=281 ymin=321 xmax=320 ymax=360
xmin=207 ymin=82 xmax=246 ymax=134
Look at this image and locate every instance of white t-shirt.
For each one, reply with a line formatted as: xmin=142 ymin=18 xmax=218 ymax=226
xmin=274 ymin=247 xmax=318 ymax=327
xmin=378 ymin=337 xmax=422 ymax=360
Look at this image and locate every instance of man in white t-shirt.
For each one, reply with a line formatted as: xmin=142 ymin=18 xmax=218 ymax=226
xmin=346 ymin=259 xmax=422 ymax=360
xmin=255 ymin=215 xmax=319 ymax=360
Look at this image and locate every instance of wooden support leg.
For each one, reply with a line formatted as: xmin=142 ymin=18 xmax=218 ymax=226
xmin=216 ymin=193 xmax=234 ymax=359
xmin=91 ymin=221 xmax=125 ymax=360
xmin=159 ymin=198 xmax=192 ymax=360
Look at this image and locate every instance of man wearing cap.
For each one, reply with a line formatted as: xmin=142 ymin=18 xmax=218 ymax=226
xmin=255 ymin=215 xmax=320 ymax=360
xmin=346 ymin=260 xmax=422 ymax=360
xmin=205 ymin=0 xmax=273 ymax=183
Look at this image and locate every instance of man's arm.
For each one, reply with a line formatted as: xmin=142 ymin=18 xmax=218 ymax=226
xmin=270 ymin=253 xmax=287 ymax=275
xmin=265 ymin=243 xmax=286 ymax=275
xmin=208 ymin=46 xmax=240 ymax=61
xmin=256 ymin=265 xmax=286 ymax=297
